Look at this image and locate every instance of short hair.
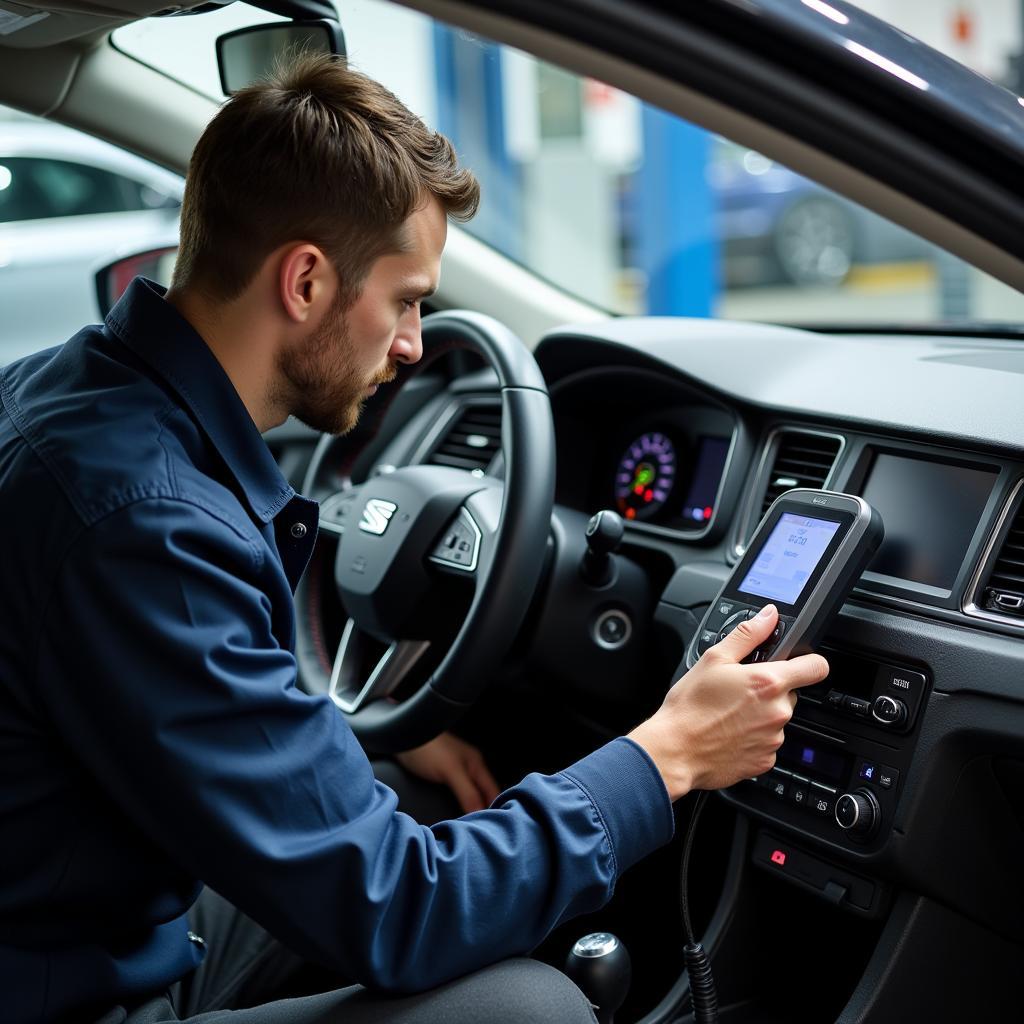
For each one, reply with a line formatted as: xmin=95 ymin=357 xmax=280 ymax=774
xmin=172 ymin=51 xmax=479 ymax=305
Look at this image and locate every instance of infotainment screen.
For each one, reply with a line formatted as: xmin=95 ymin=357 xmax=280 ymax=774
xmin=738 ymin=512 xmax=842 ymax=605
xmin=859 ymin=453 xmax=996 ymax=593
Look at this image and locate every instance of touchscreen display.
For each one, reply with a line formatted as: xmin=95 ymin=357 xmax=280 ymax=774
xmin=738 ymin=513 xmax=842 ymax=605
xmin=860 ymin=453 xmax=996 ymax=592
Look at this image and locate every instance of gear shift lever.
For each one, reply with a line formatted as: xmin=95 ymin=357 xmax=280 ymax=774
xmin=581 ymin=510 xmax=624 ymax=587
xmin=564 ymin=932 xmax=631 ymax=1024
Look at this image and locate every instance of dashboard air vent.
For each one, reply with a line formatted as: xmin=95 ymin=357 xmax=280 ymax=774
xmin=980 ymin=497 xmax=1024 ymax=618
xmin=760 ymin=431 xmax=842 ymax=518
xmin=428 ymin=403 xmax=501 ymax=473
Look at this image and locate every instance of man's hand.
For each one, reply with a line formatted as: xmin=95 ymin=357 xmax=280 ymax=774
xmin=396 ymin=732 xmax=501 ymax=814
xmin=629 ymin=605 xmax=829 ymax=800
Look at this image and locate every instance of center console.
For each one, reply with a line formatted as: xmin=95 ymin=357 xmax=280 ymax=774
xmin=724 ymin=645 xmax=927 ymax=855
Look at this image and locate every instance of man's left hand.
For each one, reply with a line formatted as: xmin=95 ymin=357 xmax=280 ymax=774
xmin=396 ymin=732 xmax=501 ymax=814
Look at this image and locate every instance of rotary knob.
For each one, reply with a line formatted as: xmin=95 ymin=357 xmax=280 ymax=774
xmin=835 ymin=788 xmax=880 ymax=836
xmin=872 ymin=694 xmax=908 ymax=728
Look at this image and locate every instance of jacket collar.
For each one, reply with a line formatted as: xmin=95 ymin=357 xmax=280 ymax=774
xmin=104 ymin=277 xmax=296 ymax=524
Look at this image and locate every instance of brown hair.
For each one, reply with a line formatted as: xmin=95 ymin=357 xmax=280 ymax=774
xmin=172 ymin=51 xmax=479 ymax=305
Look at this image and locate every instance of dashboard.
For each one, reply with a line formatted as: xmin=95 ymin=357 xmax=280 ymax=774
xmin=526 ymin=317 xmax=1024 ymax=940
xmin=299 ymin=312 xmax=1024 ymax=1014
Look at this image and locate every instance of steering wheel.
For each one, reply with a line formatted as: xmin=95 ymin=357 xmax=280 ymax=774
xmin=294 ymin=310 xmax=555 ymax=754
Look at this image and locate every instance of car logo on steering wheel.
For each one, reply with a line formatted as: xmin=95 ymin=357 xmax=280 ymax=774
xmin=359 ymin=498 xmax=398 ymax=536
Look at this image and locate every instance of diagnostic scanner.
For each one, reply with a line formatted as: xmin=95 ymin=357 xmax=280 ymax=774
xmin=686 ymin=489 xmax=883 ymax=669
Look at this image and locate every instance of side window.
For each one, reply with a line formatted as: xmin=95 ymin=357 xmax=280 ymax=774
xmin=0 ymin=157 xmax=144 ymax=223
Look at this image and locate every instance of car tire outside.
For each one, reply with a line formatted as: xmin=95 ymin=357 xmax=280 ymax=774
xmin=773 ymin=196 xmax=856 ymax=287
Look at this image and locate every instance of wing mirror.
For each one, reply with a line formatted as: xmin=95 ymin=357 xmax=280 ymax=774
xmin=216 ymin=20 xmax=346 ymax=95
xmin=95 ymin=246 xmax=178 ymax=318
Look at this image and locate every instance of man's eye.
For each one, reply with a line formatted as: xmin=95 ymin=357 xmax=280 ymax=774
xmin=401 ymin=299 xmax=418 ymax=311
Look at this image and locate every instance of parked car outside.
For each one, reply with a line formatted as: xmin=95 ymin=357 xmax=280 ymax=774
xmin=0 ymin=116 xmax=182 ymax=363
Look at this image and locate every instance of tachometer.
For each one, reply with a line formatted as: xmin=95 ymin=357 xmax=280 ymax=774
xmin=614 ymin=432 xmax=677 ymax=520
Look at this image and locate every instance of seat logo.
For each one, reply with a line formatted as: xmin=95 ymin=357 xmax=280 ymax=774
xmin=359 ymin=498 xmax=397 ymax=536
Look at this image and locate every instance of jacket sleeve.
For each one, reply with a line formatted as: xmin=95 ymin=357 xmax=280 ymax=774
xmin=35 ymin=497 xmax=674 ymax=992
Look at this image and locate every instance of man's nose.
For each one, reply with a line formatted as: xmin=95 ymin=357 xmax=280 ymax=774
xmin=391 ymin=308 xmax=423 ymax=365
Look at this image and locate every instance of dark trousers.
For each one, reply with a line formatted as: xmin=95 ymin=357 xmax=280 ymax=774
xmin=98 ymin=763 xmax=596 ymax=1024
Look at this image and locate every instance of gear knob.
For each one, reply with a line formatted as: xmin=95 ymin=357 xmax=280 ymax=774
xmin=582 ymin=510 xmax=624 ymax=586
xmin=564 ymin=931 xmax=631 ymax=1024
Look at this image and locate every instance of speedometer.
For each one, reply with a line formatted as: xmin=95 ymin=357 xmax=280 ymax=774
xmin=614 ymin=432 xmax=677 ymax=521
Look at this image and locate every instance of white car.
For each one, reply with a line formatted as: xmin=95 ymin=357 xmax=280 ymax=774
xmin=0 ymin=118 xmax=181 ymax=363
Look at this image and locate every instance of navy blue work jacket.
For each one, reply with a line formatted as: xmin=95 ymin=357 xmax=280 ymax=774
xmin=0 ymin=279 xmax=674 ymax=1023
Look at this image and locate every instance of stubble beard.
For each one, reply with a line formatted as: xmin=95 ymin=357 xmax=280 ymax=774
xmin=277 ymin=299 xmax=396 ymax=436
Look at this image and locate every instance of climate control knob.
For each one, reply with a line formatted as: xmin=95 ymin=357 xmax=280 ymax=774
xmin=835 ymin=788 xmax=880 ymax=837
xmin=872 ymin=694 xmax=908 ymax=727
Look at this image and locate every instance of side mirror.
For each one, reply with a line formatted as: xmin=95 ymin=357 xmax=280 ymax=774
xmin=95 ymin=246 xmax=179 ymax=318
xmin=216 ymin=20 xmax=346 ymax=95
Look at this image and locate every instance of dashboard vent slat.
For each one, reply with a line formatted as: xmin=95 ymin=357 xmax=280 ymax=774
xmin=759 ymin=431 xmax=842 ymax=518
xmin=980 ymin=491 xmax=1024 ymax=619
xmin=428 ymin=404 xmax=501 ymax=473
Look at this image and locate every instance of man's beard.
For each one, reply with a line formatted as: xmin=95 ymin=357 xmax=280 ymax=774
xmin=276 ymin=299 xmax=396 ymax=436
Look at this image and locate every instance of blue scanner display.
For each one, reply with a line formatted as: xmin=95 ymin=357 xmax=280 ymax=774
xmin=738 ymin=512 xmax=841 ymax=606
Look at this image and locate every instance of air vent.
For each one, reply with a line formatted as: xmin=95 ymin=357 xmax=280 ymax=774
xmin=760 ymin=431 xmax=843 ymax=518
xmin=980 ymin=496 xmax=1024 ymax=618
xmin=428 ymin=403 xmax=501 ymax=473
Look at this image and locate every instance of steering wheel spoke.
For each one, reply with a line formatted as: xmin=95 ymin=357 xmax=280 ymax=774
xmin=329 ymin=618 xmax=431 ymax=714
xmin=295 ymin=309 xmax=554 ymax=752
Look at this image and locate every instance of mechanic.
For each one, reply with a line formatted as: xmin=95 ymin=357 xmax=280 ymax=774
xmin=0 ymin=54 xmax=829 ymax=1024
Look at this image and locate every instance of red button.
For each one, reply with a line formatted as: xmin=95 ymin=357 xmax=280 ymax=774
xmin=770 ymin=849 xmax=787 ymax=866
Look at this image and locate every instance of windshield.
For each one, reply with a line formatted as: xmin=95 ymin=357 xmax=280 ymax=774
xmin=106 ymin=1 xmax=1024 ymax=330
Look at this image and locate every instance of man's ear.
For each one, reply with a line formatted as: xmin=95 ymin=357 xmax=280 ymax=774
xmin=278 ymin=243 xmax=335 ymax=324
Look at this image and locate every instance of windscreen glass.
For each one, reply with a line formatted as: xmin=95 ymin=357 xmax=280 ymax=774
xmin=860 ymin=454 xmax=996 ymax=591
xmin=738 ymin=512 xmax=842 ymax=605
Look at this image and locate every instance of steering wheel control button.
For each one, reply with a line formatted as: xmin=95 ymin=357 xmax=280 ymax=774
xmin=318 ymin=493 xmax=357 ymax=535
xmin=594 ymin=609 xmax=632 ymax=650
xmin=872 ymin=695 xmax=908 ymax=727
xmin=835 ymin=789 xmax=880 ymax=836
xmin=429 ymin=509 xmax=482 ymax=573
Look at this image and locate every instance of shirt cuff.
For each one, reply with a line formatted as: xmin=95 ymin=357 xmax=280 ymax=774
xmin=560 ymin=736 xmax=675 ymax=875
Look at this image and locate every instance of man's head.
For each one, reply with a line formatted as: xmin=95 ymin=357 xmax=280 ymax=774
xmin=171 ymin=52 xmax=479 ymax=433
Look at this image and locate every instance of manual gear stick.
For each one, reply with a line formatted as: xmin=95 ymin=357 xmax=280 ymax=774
xmin=581 ymin=510 xmax=624 ymax=587
xmin=564 ymin=931 xmax=631 ymax=1024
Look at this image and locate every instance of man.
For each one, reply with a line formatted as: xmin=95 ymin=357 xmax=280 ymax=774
xmin=0 ymin=54 xmax=828 ymax=1023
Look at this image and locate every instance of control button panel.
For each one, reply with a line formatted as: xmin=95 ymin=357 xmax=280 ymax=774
xmin=694 ymin=600 xmax=794 ymax=663
xmin=809 ymin=657 xmax=928 ymax=734
xmin=429 ymin=509 xmax=482 ymax=572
